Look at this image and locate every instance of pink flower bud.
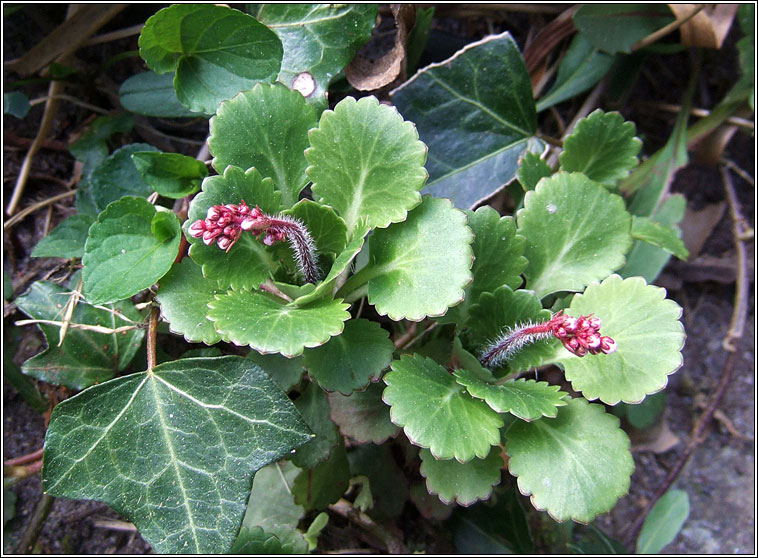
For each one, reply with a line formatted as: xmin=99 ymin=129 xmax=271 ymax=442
xmin=207 ymin=206 xmax=221 ymax=220
xmin=217 ymin=236 xmax=232 ymax=251
xmin=600 ymin=336 xmax=617 ymax=354
xmin=563 ymin=317 xmax=578 ymax=332
xmin=202 ymin=230 xmax=218 ymax=245
xmin=588 ymin=316 xmax=602 ymax=330
xmin=188 ymin=220 xmax=206 ymax=237
xmin=585 ymin=333 xmax=601 ymax=349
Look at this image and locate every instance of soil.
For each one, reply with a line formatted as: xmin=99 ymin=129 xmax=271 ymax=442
xmin=3 ymin=5 xmax=755 ymax=555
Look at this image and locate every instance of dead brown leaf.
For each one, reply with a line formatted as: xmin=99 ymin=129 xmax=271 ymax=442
xmin=669 ymin=4 xmax=738 ymax=49
xmin=680 ymin=202 xmax=727 ymax=258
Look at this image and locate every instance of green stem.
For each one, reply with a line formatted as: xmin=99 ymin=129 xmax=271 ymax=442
xmin=335 ymin=263 xmax=376 ymax=301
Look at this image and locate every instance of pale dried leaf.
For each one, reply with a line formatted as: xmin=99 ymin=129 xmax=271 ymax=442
xmin=669 ymin=4 xmax=738 ymax=49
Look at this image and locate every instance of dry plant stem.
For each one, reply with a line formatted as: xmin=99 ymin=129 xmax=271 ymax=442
xmin=58 ymin=276 xmax=83 ymax=346
xmin=147 ymin=305 xmax=159 ymax=371
xmin=631 ymin=5 xmax=705 ymax=52
xmin=92 ymin=518 xmax=138 ymax=532
xmin=328 ymin=498 xmax=407 ymax=554
xmin=15 ymin=494 xmax=55 ymax=554
xmin=29 ymin=94 xmax=110 ymax=114
xmin=15 ymin=319 xmax=139 ymax=335
xmin=3 ymin=189 xmax=77 ymax=230
xmin=5 ymin=459 xmax=43 ymax=483
xmin=392 ymin=322 xmax=418 ymax=349
xmin=400 ymin=321 xmax=439 ymax=351
xmin=641 ymin=102 xmax=754 ymax=131
xmin=83 ymin=23 xmax=144 ymax=46
xmin=722 ymin=158 xmax=755 ymax=186
xmin=4 ymin=447 xmax=44 ymax=467
xmin=259 ymin=280 xmax=293 ymax=303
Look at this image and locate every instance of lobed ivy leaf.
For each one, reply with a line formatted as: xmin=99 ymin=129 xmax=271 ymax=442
xmin=156 ymin=258 xmax=224 ymax=345
xmin=209 ymin=84 xmax=317 ymax=207
xmin=555 ymin=275 xmax=685 ymax=405
xmin=31 ymin=214 xmax=94 ymax=259
xmin=362 ymin=196 xmax=474 ymax=321
xmin=630 ymin=215 xmax=689 ymax=260
xmin=291 ymin=382 xmax=339 ymax=469
xmin=246 ymin=352 xmax=304 ymax=392
xmin=390 ymin=32 xmax=539 ymax=209
xmin=572 ymin=4 xmax=674 ymax=54
xmin=559 ymin=109 xmax=642 ymax=186
xmin=88 ymin=143 xmax=160 ymax=214
xmin=383 ymin=354 xmax=503 ymax=462
xmin=453 ymin=370 xmax=568 ymax=421
xmin=15 ymin=281 xmax=144 ymax=390
xmin=517 ymin=152 xmax=553 ymax=191
xmin=186 ymin=166 xmax=281 ymax=290
xmin=42 ymin=356 xmax=312 ymax=554
xmin=207 ymin=288 xmax=350 ymax=358
xmin=420 ymin=447 xmax=503 ymax=507
xmin=327 ymin=382 xmax=400 ymax=444
xmin=118 ymin=71 xmax=202 ymax=118
xmin=505 ymin=397 xmax=634 ymax=523
xmin=304 ymin=318 xmax=393 ymax=394
xmin=82 ymin=197 xmax=181 ymax=305
xmin=306 ymin=95 xmax=428 ymax=233
xmin=139 ymin=4 xmax=283 ymax=114
xmin=517 ymin=172 xmax=633 ymax=298
xmin=251 ymin=4 xmax=378 ymax=106
xmin=293 ymin=439 xmax=351 ymax=510
xmin=131 ymin=151 xmax=208 ymax=199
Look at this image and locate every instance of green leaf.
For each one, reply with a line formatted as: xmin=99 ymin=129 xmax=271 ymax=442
xmin=536 ymin=34 xmax=616 ymax=112
xmin=347 ymin=444 xmax=409 ymax=519
xmin=631 ymin=215 xmax=689 ymax=260
xmin=359 ymin=196 xmax=473 ymax=321
xmin=82 ymin=197 xmax=181 ymax=305
xmin=291 ymin=382 xmax=339 ymax=469
xmin=636 ymin=489 xmax=689 ymax=553
xmin=556 ymin=275 xmax=685 ymax=405
xmin=570 ymin=525 xmax=627 ymax=554
xmin=139 ymin=4 xmax=283 ymax=114
xmin=131 ymin=151 xmax=208 ymax=199
xmin=467 ymin=286 xmax=555 ymax=377
xmin=383 ymin=354 xmax=503 ymax=462
xmin=207 ymin=289 xmax=350 ymax=358
xmin=390 ymin=32 xmax=538 ymax=209
xmin=31 ymin=214 xmax=94 ymax=259
xmin=4 ymin=91 xmax=30 ymax=118
xmin=573 ymin=4 xmax=674 ymax=54
xmin=232 ymin=527 xmax=304 ymax=554
xmin=284 ymin=199 xmax=348 ymax=256
xmin=186 ymin=166 xmax=281 ymax=290
xmin=410 ymin=482 xmax=454 ymax=520
xmin=293 ymin=439 xmax=350 ymax=510
xmin=87 ymin=143 xmax=160 ymax=213
xmin=518 ymin=152 xmax=553 ymax=191
xmin=303 ymin=512 xmax=328 ymax=552
xmin=209 ymin=84 xmax=317 ymax=207
xmin=118 ymin=71 xmax=202 ymax=118
xmin=3 ymin=334 xmax=48 ymax=413
xmin=453 ymin=370 xmax=568 ymax=421
xmin=156 ymin=258 xmax=224 ymax=345
xmin=517 ymin=172 xmax=633 ymax=298
xmin=304 ymin=318 xmax=393 ymax=394
xmin=327 ymin=382 xmax=399 ymax=444
xmin=406 ymin=7 xmax=435 ymax=73
xmin=15 ymin=281 xmax=144 ymax=390
xmin=306 ymin=95 xmax=428 ymax=233
xmin=43 ymin=357 xmax=311 ymax=554
xmin=419 ymin=447 xmax=503 ymax=506
xmin=246 ymin=352 xmax=304 ymax=392
xmin=505 ymin=397 xmax=634 ymax=523
xmin=559 ymin=109 xmax=641 ymax=186
xmin=252 ymin=4 xmax=378 ymax=105
xmin=620 ymin=391 xmax=666 ymax=430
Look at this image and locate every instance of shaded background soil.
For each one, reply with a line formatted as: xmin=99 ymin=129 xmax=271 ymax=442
xmin=3 ymin=4 xmax=755 ymax=554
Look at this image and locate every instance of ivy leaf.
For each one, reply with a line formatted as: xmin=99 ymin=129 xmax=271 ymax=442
xmin=383 ymin=354 xmax=503 ymax=462
xmin=419 ymin=446 xmax=503 ymax=506
xmin=518 ymin=152 xmax=553 ymax=191
xmin=293 ymin=439 xmax=351 ymax=510
xmin=555 ymin=275 xmax=685 ymax=405
xmin=82 ymin=197 xmax=181 ymax=305
xmin=306 ymin=95 xmax=428 ymax=233
xmin=517 ymin=172 xmax=633 ymax=298
xmin=453 ymin=370 xmax=568 ymax=421
xmin=139 ymin=4 xmax=283 ymax=114
xmin=251 ymin=4 xmax=378 ymax=105
xmin=131 ymin=151 xmax=208 ymax=199
xmin=292 ymin=382 xmax=339 ymax=469
xmin=15 ymin=281 xmax=144 ymax=390
xmin=573 ymin=4 xmax=674 ymax=54
xmin=390 ymin=32 xmax=539 ymax=209
xmin=467 ymin=286 xmax=555 ymax=377
xmin=327 ymin=382 xmax=399 ymax=444
xmin=304 ymin=318 xmax=393 ymax=394
xmin=209 ymin=84 xmax=317 ymax=207
xmin=156 ymin=258 xmax=224 ymax=345
xmin=504 ymin=397 xmax=634 ymax=523
xmin=31 ymin=214 xmax=94 ymax=259
xmin=630 ymin=215 xmax=689 ymax=260
xmin=118 ymin=71 xmax=202 ymax=118
xmin=362 ymin=196 xmax=474 ymax=321
xmin=559 ymin=109 xmax=641 ymax=186
xmin=186 ymin=166 xmax=281 ymax=290
xmin=88 ymin=143 xmax=160 ymax=213
xmin=42 ymin=356 xmax=312 ymax=553
xmin=207 ymin=289 xmax=350 ymax=358
xmin=246 ymin=352 xmax=304 ymax=392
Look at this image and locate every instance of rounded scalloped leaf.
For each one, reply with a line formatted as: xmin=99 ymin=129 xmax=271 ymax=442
xmin=207 ymin=289 xmax=350 ymax=357
xmin=284 ymin=199 xmax=348 ymax=256
xmin=517 ymin=172 xmax=633 ymax=298
xmin=467 ymin=285 xmax=556 ymax=376
xmin=505 ymin=397 xmax=634 ymax=523
xmin=559 ymin=109 xmax=642 ymax=186
xmin=156 ymin=258 xmax=224 ymax=345
xmin=453 ymin=370 xmax=568 ymax=421
xmin=328 ymin=382 xmax=400 ymax=444
xmin=209 ymin=83 xmax=317 ymax=207
xmin=186 ymin=166 xmax=281 ymax=290
xmin=383 ymin=354 xmax=503 ymax=463
xmin=557 ymin=274 xmax=685 ymax=405
xmin=306 ymin=95 xmax=428 ymax=233
xmin=366 ymin=196 xmax=474 ymax=322
xmin=419 ymin=447 xmax=503 ymax=507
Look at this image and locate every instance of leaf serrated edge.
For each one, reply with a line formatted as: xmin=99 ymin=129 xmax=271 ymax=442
xmin=418 ymin=448 xmax=503 ymax=507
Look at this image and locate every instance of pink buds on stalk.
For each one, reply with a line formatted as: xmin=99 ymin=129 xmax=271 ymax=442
xmin=188 ymin=200 xmax=320 ymax=284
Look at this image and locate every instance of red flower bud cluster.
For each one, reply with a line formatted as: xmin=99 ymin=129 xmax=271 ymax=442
xmin=548 ymin=310 xmax=616 ymax=357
